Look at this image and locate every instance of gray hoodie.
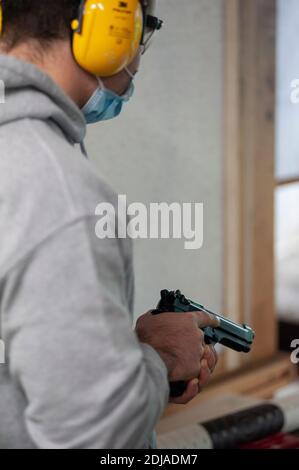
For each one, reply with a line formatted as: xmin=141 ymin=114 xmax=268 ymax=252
xmin=0 ymin=55 xmax=169 ymax=449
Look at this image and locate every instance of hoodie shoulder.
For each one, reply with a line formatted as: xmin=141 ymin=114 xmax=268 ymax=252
xmin=0 ymin=118 xmax=120 ymax=275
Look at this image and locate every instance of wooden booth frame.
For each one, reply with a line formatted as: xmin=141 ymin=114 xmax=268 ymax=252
xmin=159 ymin=0 xmax=298 ymax=423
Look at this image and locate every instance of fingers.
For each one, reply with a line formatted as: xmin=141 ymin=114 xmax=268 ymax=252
xmin=203 ymin=344 xmax=218 ymax=372
xmin=198 ymin=344 xmax=218 ymax=388
xmin=169 ymin=378 xmax=199 ymax=405
xmin=191 ymin=311 xmax=220 ymax=329
xmin=169 ymin=353 xmax=217 ymax=404
xmin=168 ymin=346 xmax=218 ymax=404
xmin=198 ymin=358 xmax=211 ymax=388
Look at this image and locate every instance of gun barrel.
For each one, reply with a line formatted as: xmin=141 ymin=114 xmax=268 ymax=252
xmin=157 ymin=290 xmax=255 ymax=353
xmin=185 ymin=301 xmax=254 ymax=353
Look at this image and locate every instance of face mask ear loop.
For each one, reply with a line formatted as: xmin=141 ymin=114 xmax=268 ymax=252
xmin=96 ymin=76 xmax=105 ymax=90
xmin=124 ymin=67 xmax=136 ymax=80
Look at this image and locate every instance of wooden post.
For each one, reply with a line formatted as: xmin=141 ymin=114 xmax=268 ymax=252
xmin=224 ymin=0 xmax=277 ymax=367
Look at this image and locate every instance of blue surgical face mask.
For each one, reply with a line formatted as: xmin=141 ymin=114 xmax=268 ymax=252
xmin=82 ymin=69 xmax=135 ymax=124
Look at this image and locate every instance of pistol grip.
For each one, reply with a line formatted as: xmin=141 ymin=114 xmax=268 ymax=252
xmin=169 ymin=381 xmax=187 ymax=398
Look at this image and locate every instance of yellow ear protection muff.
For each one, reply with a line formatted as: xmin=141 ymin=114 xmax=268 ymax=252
xmin=71 ymin=0 xmax=143 ymax=77
xmin=0 ymin=1 xmax=162 ymax=75
xmin=71 ymin=0 xmax=163 ymax=77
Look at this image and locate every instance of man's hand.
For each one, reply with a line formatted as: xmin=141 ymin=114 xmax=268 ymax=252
xmin=135 ymin=311 xmax=219 ymax=404
xmin=170 ymin=344 xmax=218 ymax=404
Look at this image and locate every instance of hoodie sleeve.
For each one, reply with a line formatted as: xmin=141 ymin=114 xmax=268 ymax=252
xmin=3 ymin=216 xmax=169 ymax=449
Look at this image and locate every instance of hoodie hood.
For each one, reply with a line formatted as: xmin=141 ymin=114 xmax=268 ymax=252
xmin=0 ymin=55 xmax=86 ymax=144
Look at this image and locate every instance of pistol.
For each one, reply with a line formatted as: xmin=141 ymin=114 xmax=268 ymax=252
xmin=152 ymin=289 xmax=255 ymax=397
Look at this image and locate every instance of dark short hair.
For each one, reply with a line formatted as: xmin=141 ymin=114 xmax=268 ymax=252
xmin=1 ymin=0 xmax=81 ymax=49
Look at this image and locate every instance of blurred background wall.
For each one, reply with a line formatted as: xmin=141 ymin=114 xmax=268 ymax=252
xmin=85 ymin=0 xmax=224 ymax=317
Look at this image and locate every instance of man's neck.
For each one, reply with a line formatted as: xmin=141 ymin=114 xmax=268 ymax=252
xmin=2 ymin=39 xmax=97 ymax=108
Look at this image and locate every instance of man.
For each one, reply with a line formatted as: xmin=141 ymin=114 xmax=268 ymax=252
xmin=0 ymin=0 xmax=218 ymax=449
